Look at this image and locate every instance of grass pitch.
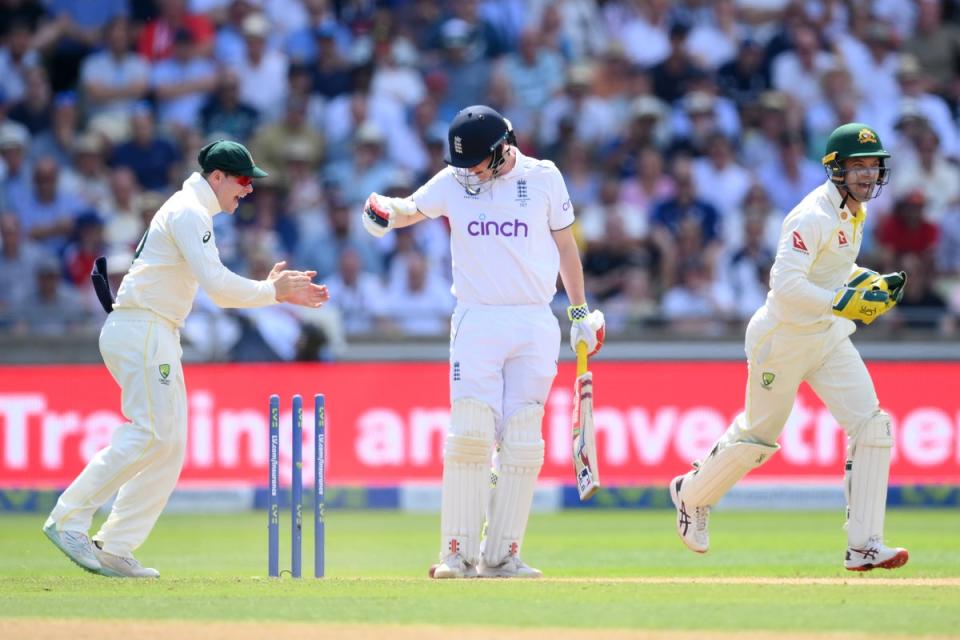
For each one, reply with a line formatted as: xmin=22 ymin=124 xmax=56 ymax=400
xmin=1 ymin=509 xmax=958 ymax=638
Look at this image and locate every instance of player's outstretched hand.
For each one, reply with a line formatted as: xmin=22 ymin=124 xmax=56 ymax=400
xmin=269 ymin=261 xmax=330 ymax=308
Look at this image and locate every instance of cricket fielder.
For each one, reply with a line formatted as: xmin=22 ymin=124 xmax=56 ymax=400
xmin=362 ymin=105 xmax=604 ymax=578
xmin=43 ymin=140 xmax=329 ymax=577
xmin=670 ymin=123 xmax=910 ymax=571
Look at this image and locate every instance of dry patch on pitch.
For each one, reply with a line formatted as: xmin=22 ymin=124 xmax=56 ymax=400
xmin=5 ymin=621 xmax=958 ymax=640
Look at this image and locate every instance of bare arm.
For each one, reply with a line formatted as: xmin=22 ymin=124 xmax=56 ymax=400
xmin=552 ymin=224 xmax=586 ymax=306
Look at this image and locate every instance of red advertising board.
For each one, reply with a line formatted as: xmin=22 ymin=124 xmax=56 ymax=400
xmin=0 ymin=361 xmax=957 ymax=488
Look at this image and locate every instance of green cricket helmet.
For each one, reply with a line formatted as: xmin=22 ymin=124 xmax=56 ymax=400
xmin=821 ymin=123 xmax=890 ymax=200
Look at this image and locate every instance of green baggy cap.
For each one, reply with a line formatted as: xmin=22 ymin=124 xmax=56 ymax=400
xmin=198 ymin=140 xmax=268 ymax=178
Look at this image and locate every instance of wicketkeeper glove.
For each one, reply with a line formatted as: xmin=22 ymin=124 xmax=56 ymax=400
xmin=568 ymin=303 xmax=605 ymax=355
xmin=846 ymin=268 xmax=908 ymax=304
xmin=831 ymin=287 xmax=892 ymax=325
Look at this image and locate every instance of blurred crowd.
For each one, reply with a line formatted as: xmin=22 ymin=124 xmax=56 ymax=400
xmin=1 ymin=0 xmax=959 ymax=362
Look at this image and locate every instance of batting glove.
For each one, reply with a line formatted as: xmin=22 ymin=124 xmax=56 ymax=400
xmin=568 ymin=304 xmax=605 ymax=355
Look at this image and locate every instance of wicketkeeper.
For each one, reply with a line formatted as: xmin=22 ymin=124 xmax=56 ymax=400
xmin=670 ymin=123 xmax=910 ymax=571
xmin=362 ymin=105 xmax=604 ymax=578
xmin=43 ymin=140 xmax=329 ymax=577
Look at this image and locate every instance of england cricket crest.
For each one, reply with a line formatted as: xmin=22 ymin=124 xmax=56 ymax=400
xmin=572 ymin=342 xmax=600 ymax=500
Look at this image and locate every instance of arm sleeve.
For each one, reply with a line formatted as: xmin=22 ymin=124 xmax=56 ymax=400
xmin=768 ymin=213 xmax=836 ymax=315
xmin=410 ymin=169 xmax=449 ymax=219
xmin=169 ymin=209 xmax=277 ymax=308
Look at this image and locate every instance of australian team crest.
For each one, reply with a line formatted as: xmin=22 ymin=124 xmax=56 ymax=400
xmin=761 ymin=372 xmax=775 ymax=389
xmin=857 ymin=128 xmax=878 ymax=144
xmin=159 ymin=364 xmax=171 ymax=385
xmin=516 ymin=179 xmax=529 ymax=207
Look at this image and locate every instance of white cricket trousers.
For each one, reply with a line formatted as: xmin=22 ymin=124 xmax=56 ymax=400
xmin=47 ymin=308 xmax=187 ymax=557
xmin=721 ymin=305 xmax=880 ymax=447
xmin=449 ymin=302 xmax=561 ymax=429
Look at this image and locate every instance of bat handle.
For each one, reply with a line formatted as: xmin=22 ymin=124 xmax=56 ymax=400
xmin=576 ymin=340 xmax=588 ymax=376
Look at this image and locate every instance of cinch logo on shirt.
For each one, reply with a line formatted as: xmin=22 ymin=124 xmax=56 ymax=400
xmin=467 ymin=215 xmax=529 ymax=237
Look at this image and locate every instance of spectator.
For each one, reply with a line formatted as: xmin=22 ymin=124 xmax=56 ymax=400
xmin=0 ymin=120 xmax=32 ymax=210
xmin=894 ymin=54 xmax=960 ymax=158
xmin=285 ymin=0 xmax=350 ymax=65
xmin=381 ymin=249 xmax=454 ymax=336
xmin=12 ymin=255 xmax=92 ymax=336
xmin=432 ymin=18 xmax=493 ymax=121
xmin=109 ymin=105 xmax=181 ymax=191
xmin=691 ymin=132 xmax=751 ymax=225
xmin=0 ymin=18 xmax=41 ymax=109
xmin=602 ymin=266 xmax=659 ymax=332
xmin=211 ymin=0 xmax=260 ymax=67
xmin=756 ymin=132 xmax=824 ymax=218
xmin=889 ymin=125 xmax=960 ymax=223
xmin=651 ymin=21 xmax=701 ymax=104
xmin=295 ymin=197 xmax=380 ymax=280
xmin=8 ymin=156 xmax=81 ymax=252
xmin=874 ymin=189 xmax=939 ymax=271
xmin=770 ymin=24 xmax=836 ymax=106
xmin=577 ymin=173 xmax=647 ymax=246
xmin=230 ymin=13 xmax=288 ymax=123
xmin=0 ymin=211 xmax=45 ymax=327
xmin=724 ymin=207 xmax=775 ymax=320
xmin=138 ymin=0 xmax=215 ymax=62
xmin=101 ymin=170 xmax=151 ymax=252
xmin=539 ymin=63 xmax=618 ymax=150
xmin=651 ymin=158 xmax=723 ymax=288
xmin=494 ymin=28 xmax=565 ymax=122
xmin=79 ymin=16 xmax=151 ymax=119
xmin=151 ymin=28 xmax=218 ymax=133
xmin=685 ymin=0 xmax=741 ymax=71
xmin=310 ymin=24 xmax=352 ymax=100
xmin=30 ymin=91 xmax=81 ymax=167
xmin=200 ymin=70 xmax=260 ymax=142
xmin=661 ymin=258 xmax=735 ymax=336
xmin=9 ymin=66 xmax=52 ymax=134
xmin=250 ymin=96 xmax=324 ymax=186
xmin=323 ymin=122 xmax=396 ymax=207
xmin=716 ymin=37 xmax=770 ymax=109
xmin=62 ymin=210 xmax=107 ymax=288
xmin=60 ymin=132 xmax=111 ymax=210
xmin=34 ymin=0 xmax=129 ymax=92
xmin=324 ymin=246 xmax=388 ymax=336
xmin=902 ymin=0 xmax=960 ymax=98
xmin=889 ymin=253 xmax=949 ymax=333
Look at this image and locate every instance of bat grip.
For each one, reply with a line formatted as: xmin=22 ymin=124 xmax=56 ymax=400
xmin=576 ymin=341 xmax=588 ymax=376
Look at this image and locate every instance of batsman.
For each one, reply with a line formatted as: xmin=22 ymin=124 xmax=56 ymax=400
xmin=670 ymin=123 xmax=909 ymax=571
xmin=361 ymin=105 xmax=604 ymax=578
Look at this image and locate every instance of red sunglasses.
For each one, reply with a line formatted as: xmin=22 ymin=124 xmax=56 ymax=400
xmin=228 ymin=174 xmax=253 ymax=186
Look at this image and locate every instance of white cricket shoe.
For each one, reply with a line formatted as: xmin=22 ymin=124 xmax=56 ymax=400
xmin=430 ymin=553 xmax=477 ymax=579
xmin=845 ymin=536 xmax=909 ymax=571
xmin=670 ymin=472 xmax=709 ymax=553
xmin=42 ymin=522 xmax=101 ymax=573
xmin=477 ymin=555 xmax=543 ymax=578
xmin=94 ymin=547 xmax=160 ymax=578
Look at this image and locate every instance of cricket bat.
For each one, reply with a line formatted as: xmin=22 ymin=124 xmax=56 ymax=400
xmin=572 ymin=341 xmax=600 ymax=500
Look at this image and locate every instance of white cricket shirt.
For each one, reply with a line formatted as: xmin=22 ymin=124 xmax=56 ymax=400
xmin=411 ymin=149 xmax=575 ymax=305
xmin=766 ymin=180 xmax=868 ymax=325
xmin=113 ymin=172 xmax=276 ymax=327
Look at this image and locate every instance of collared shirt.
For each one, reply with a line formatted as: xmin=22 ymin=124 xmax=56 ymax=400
xmin=412 ymin=149 xmax=574 ymax=305
xmin=113 ymin=172 xmax=275 ymax=327
xmin=766 ymin=180 xmax=868 ymax=325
